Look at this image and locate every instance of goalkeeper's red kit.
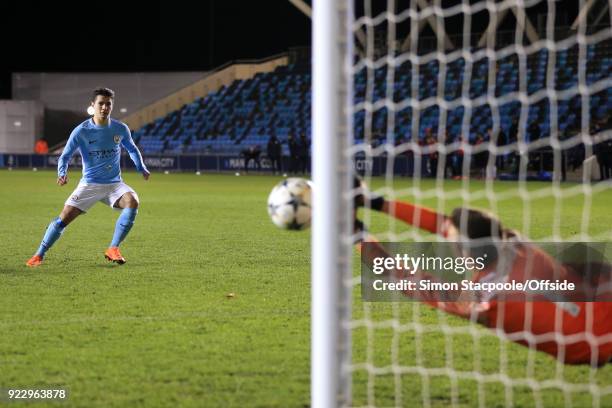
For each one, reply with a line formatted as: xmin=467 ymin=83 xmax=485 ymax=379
xmin=364 ymin=200 xmax=612 ymax=365
xmin=466 ymin=242 xmax=612 ymax=365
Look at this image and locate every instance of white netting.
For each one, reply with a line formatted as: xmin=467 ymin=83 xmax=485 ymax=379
xmin=346 ymin=0 xmax=612 ymax=406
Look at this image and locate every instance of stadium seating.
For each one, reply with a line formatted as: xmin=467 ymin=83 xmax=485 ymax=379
xmin=132 ymin=42 xmax=611 ymax=154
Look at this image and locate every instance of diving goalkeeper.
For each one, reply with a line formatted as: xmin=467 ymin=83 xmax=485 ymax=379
xmin=354 ymin=178 xmax=612 ymax=365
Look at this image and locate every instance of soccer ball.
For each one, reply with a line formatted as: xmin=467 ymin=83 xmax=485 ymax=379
xmin=267 ymin=178 xmax=312 ymax=230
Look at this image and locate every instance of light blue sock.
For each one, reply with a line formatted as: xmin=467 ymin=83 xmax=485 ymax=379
xmin=36 ymin=217 xmax=66 ymax=257
xmin=110 ymin=208 xmax=138 ymax=247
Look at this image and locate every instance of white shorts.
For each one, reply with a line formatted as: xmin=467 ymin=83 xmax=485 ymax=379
xmin=65 ymin=181 xmax=139 ymax=212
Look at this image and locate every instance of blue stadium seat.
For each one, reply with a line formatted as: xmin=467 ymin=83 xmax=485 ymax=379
xmin=133 ymin=43 xmax=611 ymax=154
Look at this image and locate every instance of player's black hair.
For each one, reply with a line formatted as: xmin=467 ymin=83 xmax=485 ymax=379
xmin=92 ymin=87 xmax=115 ymax=101
xmin=450 ymin=208 xmax=503 ymax=240
xmin=450 ymin=208 xmax=504 ymax=265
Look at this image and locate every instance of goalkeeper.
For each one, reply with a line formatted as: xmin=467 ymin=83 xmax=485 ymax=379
xmin=354 ymin=178 xmax=612 ymax=365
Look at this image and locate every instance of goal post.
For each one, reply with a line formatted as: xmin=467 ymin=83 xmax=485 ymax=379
xmin=311 ymin=0 xmax=354 ymax=407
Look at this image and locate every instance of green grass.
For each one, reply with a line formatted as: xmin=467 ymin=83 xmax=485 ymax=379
xmin=1 ymin=170 xmax=611 ymax=407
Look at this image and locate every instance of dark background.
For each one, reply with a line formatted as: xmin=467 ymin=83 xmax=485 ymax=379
xmin=0 ymin=0 xmax=312 ymax=99
xmin=0 ymin=0 xmax=583 ymax=99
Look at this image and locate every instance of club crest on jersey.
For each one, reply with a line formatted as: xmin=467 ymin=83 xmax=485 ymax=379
xmin=114 ymin=135 xmax=121 ymax=144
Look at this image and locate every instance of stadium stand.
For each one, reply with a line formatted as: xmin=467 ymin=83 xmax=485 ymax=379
xmin=133 ymin=64 xmax=310 ymax=156
xmin=132 ymin=42 xmax=611 ymax=158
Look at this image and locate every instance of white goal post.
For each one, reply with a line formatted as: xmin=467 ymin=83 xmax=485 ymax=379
xmin=311 ymin=0 xmax=354 ymax=407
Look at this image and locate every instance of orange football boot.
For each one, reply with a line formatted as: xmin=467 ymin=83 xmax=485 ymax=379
xmin=104 ymin=247 xmax=126 ymax=264
xmin=26 ymin=255 xmax=43 ymax=267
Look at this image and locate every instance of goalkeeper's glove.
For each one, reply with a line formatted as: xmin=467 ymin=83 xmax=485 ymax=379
xmin=354 ymin=176 xmax=385 ymax=211
xmin=353 ymin=217 xmax=368 ymax=244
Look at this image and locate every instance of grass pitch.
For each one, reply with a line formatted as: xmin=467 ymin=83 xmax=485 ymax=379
xmin=1 ymin=169 xmax=611 ymax=407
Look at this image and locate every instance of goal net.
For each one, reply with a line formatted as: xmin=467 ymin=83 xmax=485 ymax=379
xmin=312 ymin=0 xmax=612 ymax=407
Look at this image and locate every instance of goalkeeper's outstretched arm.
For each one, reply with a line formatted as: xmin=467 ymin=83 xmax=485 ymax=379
xmin=356 ymin=192 xmax=447 ymax=235
xmin=355 ymin=235 xmax=479 ymax=321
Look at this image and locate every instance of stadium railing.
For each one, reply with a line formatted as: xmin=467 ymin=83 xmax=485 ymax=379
xmin=0 ymin=151 xmax=601 ymax=182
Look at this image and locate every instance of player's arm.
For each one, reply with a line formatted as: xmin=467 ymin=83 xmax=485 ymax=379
xmin=355 ymin=177 xmax=448 ymax=235
xmin=121 ymin=127 xmax=150 ymax=180
xmin=357 ymin=233 xmax=489 ymax=323
xmin=57 ymin=129 xmax=80 ymax=186
xmin=356 ymin=235 xmax=479 ymax=318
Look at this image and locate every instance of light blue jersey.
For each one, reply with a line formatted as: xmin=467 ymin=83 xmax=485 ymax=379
xmin=58 ymin=118 xmax=147 ymax=184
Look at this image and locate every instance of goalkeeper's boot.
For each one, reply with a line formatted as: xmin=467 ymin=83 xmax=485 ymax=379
xmin=26 ymin=254 xmax=43 ymax=267
xmin=354 ymin=176 xmax=385 ymax=211
xmin=104 ymin=247 xmax=126 ymax=265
